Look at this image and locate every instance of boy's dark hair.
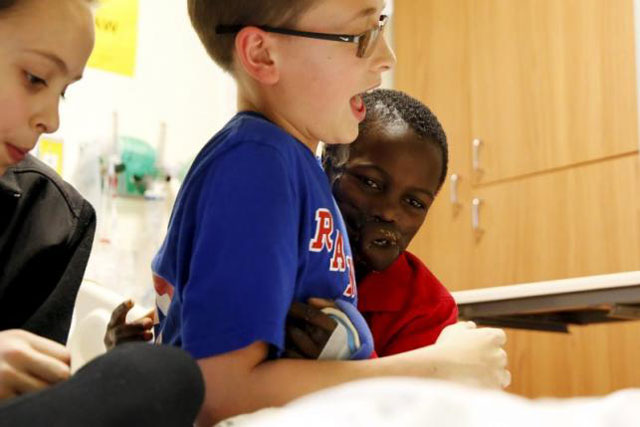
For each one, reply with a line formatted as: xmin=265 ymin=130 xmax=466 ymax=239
xmin=187 ymin=0 xmax=316 ymax=72
xmin=323 ymin=89 xmax=449 ymax=191
xmin=0 ymin=0 xmax=17 ymax=11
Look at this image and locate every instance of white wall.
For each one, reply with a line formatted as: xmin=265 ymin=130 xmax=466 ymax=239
xmin=54 ymin=0 xmax=237 ymax=180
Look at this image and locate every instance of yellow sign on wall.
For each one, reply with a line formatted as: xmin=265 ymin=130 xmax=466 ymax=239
xmin=38 ymin=138 xmax=64 ymax=175
xmin=87 ymin=0 xmax=139 ymax=77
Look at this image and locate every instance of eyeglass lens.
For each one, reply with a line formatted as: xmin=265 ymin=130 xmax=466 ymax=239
xmin=358 ymin=17 xmax=387 ymax=58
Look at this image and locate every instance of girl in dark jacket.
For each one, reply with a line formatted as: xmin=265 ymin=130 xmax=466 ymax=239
xmin=0 ymin=1 xmax=203 ymax=425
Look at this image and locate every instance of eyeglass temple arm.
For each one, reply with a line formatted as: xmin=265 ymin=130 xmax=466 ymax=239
xmin=215 ymin=25 xmax=360 ymax=43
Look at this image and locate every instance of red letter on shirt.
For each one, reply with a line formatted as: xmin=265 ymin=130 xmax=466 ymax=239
xmin=330 ymin=230 xmax=346 ymax=272
xmin=309 ymin=209 xmax=334 ymax=252
xmin=343 ymin=256 xmax=357 ymax=298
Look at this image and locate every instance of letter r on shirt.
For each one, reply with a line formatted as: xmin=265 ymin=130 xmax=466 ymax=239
xmin=309 ymin=208 xmax=334 ymax=252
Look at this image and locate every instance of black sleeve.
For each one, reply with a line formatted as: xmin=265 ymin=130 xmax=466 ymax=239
xmin=21 ymin=201 xmax=96 ymax=344
xmin=0 ymin=343 xmax=204 ymax=427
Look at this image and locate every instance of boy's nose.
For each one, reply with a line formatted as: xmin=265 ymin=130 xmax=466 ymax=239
xmin=372 ymin=200 xmax=401 ymax=224
xmin=372 ymin=34 xmax=396 ymax=72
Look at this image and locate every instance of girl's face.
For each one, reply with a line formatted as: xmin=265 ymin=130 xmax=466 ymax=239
xmin=333 ymin=124 xmax=444 ymax=276
xmin=0 ymin=0 xmax=94 ymax=175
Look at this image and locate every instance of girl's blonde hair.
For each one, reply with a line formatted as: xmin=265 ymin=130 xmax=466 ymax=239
xmin=0 ymin=0 xmax=96 ymax=14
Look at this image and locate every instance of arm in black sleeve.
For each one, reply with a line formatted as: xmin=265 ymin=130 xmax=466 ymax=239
xmin=21 ymin=201 xmax=96 ymax=344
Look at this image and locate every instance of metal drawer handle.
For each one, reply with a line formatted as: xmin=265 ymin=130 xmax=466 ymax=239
xmin=450 ymin=173 xmax=460 ymax=205
xmin=472 ymin=138 xmax=482 ymax=172
xmin=472 ymin=198 xmax=483 ymax=232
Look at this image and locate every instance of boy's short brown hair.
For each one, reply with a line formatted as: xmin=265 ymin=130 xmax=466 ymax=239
xmin=188 ymin=0 xmax=315 ymax=72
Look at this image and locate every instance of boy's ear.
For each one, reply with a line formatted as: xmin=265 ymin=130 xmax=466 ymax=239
xmin=234 ymin=27 xmax=279 ymax=85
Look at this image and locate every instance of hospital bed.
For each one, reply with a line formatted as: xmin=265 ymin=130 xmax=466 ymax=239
xmin=218 ymin=377 xmax=640 ymax=427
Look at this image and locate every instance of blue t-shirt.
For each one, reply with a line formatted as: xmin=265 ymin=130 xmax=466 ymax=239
xmin=152 ymin=112 xmax=363 ymax=359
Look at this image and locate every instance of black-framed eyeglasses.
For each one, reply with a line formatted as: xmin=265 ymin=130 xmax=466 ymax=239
xmin=216 ymin=15 xmax=389 ymax=59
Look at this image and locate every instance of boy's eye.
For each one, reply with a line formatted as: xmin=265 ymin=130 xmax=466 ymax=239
xmin=359 ymin=176 xmax=381 ymax=190
xmin=406 ymin=197 xmax=426 ymax=210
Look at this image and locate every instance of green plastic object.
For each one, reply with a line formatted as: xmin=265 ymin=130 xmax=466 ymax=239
xmin=118 ymin=136 xmax=157 ymax=196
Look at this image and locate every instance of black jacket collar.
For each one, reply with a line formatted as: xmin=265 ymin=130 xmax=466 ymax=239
xmin=0 ymin=164 xmax=22 ymax=199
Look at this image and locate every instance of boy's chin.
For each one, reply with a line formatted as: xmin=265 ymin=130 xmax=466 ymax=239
xmin=324 ymin=139 xmax=355 ymax=146
xmin=360 ymin=247 xmax=401 ymax=273
xmin=321 ymin=124 xmax=360 ymax=145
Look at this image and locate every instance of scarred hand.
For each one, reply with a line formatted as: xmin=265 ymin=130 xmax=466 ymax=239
xmin=103 ymin=300 xmax=154 ymax=351
xmin=283 ymin=298 xmax=337 ymax=359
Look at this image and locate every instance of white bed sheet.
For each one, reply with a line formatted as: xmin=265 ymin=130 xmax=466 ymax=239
xmin=219 ymin=378 xmax=640 ymax=427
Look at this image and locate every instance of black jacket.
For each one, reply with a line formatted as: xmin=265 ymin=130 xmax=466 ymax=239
xmin=0 ymin=155 xmax=96 ymax=344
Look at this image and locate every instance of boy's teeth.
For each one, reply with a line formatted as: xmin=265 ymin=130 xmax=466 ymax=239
xmin=373 ymin=239 xmax=389 ymax=247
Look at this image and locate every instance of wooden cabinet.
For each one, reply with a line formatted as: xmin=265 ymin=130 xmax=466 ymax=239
xmin=395 ymin=0 xmax=640 ymax=397
xmin=469 ymin=0 xmax=638 ymax=184
xmin=470 ymin=155 xmax=640 ymax=288
xmin=506 ymin=321 xmax=640 ymax=397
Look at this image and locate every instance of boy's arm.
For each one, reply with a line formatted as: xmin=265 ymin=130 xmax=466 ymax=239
xmin=196 ymin=321 xmax=510 ymax=426
xmin=196 ymin=341 xmax=420 ymax=425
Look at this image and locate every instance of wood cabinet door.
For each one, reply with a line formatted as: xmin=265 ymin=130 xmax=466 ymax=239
xmin=505 ymin=322 xmax=640 ymax=397
xmin=468 ymin=0 xmax=639 ymax=184
xmin=470 ymin=155 xmax=640 ymax=288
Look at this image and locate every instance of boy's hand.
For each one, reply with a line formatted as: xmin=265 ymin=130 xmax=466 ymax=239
xmin=104 ymin=300 xmax=154 ymax=351
xmin=284 ymin=298 xmax=337 ymax=359
xmin=431 ymin=321 xmax=511 ymax=389
xmin=0 ymin=329 xmax=71 ymax=399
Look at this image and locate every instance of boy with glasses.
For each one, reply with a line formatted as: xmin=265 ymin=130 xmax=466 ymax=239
xmin=153 ymin=1 xmax=509 ymax=424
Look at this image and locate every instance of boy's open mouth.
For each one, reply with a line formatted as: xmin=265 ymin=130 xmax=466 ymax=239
xmin=350 ymin=83 xmax=382 ymax=123
xmin=357 ymin=225 xmax=403 ymax=272
xmin=372 ymin=238 xmax=392 ymax=248
xmin=350 ymin=94 xmax=366 ymax=122
xmin=365 ymin=227 xmax=401 ymax=250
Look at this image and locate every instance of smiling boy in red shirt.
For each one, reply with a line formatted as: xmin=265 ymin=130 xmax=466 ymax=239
xmin=323 ymin=89 xmax=457 ymax=357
